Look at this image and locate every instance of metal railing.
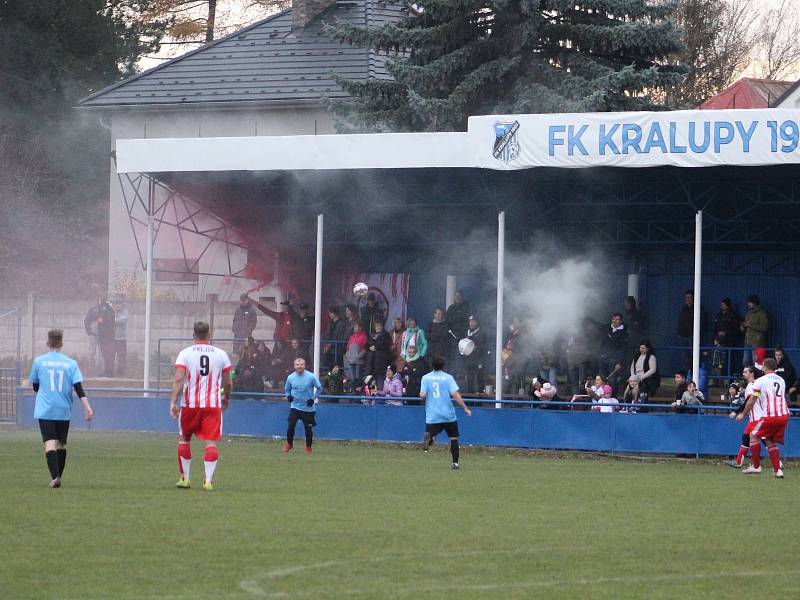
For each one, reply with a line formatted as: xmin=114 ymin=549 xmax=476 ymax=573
xmin=0 ymin=307 xmax=22 ymax=421
xmin=658 ymin=345 xmax=800 ymax=385
xmin=156 ymin=336 xmax=346 ymax=391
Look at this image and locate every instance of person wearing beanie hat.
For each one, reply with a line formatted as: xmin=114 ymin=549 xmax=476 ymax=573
xmin=753 ymin=347 xmax=767 ymax=376
xmin=741 ymin=295 xmax=769 ymax=367
xmin=712 ymin=297 xmax=742 ymax=384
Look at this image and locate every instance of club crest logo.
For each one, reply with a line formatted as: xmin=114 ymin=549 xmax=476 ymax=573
xmin=493 ymin=121 xmax=520 ymax=163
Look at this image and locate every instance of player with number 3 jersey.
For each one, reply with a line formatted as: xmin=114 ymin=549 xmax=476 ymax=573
xmin=170 ymin=321 xmax=232 ymax=490
xmin=420 ymin=354 xmax=472 ymax=469
xmin=737 ymin=358 xmax=789 ymax=478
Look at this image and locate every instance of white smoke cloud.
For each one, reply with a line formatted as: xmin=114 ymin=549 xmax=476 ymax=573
xmin=504 ymin=251 xmax=607 ymax=344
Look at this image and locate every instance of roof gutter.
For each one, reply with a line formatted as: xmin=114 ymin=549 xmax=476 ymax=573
xmin=74 ymin=97 xmax=330 ymax=112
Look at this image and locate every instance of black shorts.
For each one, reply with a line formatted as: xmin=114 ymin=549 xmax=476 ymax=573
xmin=39 ymin=419 xmax=70 ymax=444
xmin=288 ymin=408 xmax=317 ymax=427
xmin=425 ymin=421 xmax=459 ymax=438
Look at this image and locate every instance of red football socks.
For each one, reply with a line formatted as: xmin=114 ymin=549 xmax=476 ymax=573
xmin=768 ymin=446 xmax=781 ymax=472
xmin=204 ymin=446 xmax=219 ymax=484
xmin=749 ymin=443 xmax=761 ymax=469
xmin=178 ymin=442 xmax=192 ymax=479
xmin=735 ymin=445 xmax=747 ymax=466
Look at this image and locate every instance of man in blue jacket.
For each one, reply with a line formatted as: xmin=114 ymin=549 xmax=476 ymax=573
xmin=283 ymin=358 xmax=322 ymax=454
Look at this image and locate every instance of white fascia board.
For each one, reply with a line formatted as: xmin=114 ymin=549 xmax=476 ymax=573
xmin=116 ymin=132 xmax=471 ymax=173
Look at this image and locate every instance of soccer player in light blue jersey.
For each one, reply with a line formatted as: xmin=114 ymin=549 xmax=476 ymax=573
xmin=29 ymin=329 xmax=93 ymax=488
xmin=420 ymin=354 xmax=472 ymax=470
xmin=283 ymin=358 xmax=322 ymax=454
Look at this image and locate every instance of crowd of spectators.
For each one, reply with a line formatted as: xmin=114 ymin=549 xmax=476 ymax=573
xmin=225 ymin=287 xmax=800 ymax=414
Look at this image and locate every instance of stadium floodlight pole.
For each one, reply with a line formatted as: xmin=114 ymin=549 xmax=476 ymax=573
xmin=313 ymin=214 xmax=323 ymax=381
xmin=495 ymin=211 xmax=505 ymax=409
xmin=143 ymin=178 xmax=155 ymax=395
xmin=692 ymin=210 xmax=703 ymax=384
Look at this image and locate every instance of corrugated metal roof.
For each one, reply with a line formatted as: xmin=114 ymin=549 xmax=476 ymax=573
xmin=79 ymin=1 xmax=407 ymax=108
xmin=700 ymin=77 xmax=794 ymax=110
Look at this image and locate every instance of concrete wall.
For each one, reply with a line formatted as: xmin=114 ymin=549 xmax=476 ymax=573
xmin=0 ymin=295 xmax=278 ymax=373
xmin=107 ymin=105 xmax=335 ymax=301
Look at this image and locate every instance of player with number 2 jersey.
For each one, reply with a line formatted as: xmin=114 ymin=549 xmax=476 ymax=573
xmin=737 ymin=358 xmax=789 ymax=478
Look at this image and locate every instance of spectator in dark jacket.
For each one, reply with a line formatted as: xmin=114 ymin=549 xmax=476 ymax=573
xmin=89 ymin=295 xmax=116 ymax=377
xmin=366 ymin=320 xmax=392 ymax=386
xmin=677 ymin=289 xmax=708 ymax=370
xmin=445 ymin=290 xmax=470 ymax=340
xmin=598 ymin=313 xmax=628 ymax=394
xmin=623 ymin=296 xmax=649 ymax=343
xmin=323 ymin=305 xmax=347 ymax=368
xmin=232 ymin=294 xmax=258 ymax=355
xmin=774 ymin=346 xmax=798 ymax=405
xmin=254 ymin=341 xmax=272 ymax=386
xmin=360 ymin=293 xmax=384 ymax=335
xmin=343 ymin=304 xmax=359 ymax=341
xmin=294 ymin=302 xmax=314 ymax=356
xmin=445 ymin=290 xmax=470 ymax=371
xmin=464 ymin=315 xmax=486 ymax=394
xmin=713 ymin=298 xmax=742 ymax=347
xmin=426 ymin=308 xmax=450 ymax=362
xmin=711 ymin=298 xmax=742 ymax=383
xmin=234 ymin=346 xmax=266 ymax=394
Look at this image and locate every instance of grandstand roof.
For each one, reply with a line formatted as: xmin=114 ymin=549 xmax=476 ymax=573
xmin=79 ymin=1 xmax=407 ymax=108
xmin=699 ymin=77 xmax=794 ymax=110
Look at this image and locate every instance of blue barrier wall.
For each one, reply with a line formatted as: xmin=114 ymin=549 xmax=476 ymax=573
xmin=17 ymin=395 xmax=800 ymax=457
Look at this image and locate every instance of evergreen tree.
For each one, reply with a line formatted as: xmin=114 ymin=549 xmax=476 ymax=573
xmin=328 ymin=0 xmax=689 ymax=132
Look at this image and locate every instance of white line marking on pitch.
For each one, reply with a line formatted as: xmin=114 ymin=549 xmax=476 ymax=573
xmin=241 ymin=565 xmax=800 ymax=598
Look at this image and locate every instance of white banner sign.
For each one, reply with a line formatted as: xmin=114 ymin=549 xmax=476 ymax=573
xmin=469 ymin=109 xmax=800 ymax=169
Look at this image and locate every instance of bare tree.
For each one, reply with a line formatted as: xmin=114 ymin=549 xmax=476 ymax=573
xmin=753 ymin=0 xmax=800 ymax=80
xmin=669 ymin=0 xmax=759 ymax=107
xmin=143 ymin=0 xmax=287 ymax=44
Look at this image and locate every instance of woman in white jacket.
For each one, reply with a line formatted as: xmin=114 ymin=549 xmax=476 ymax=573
xmin=630 ymin=340 xmax=658 ymax=396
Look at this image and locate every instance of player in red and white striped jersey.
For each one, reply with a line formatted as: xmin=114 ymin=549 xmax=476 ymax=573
xmin=169 ymin=321 xmax=232 ymax=490
xmin=737 ymin=358 xmax=789 ymax=478
xmin=729 ymin=367 xmax=758 ymax=468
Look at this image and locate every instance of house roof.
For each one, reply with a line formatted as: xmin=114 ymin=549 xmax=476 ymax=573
xmin=79 ymin=1 xmax=408 ymax=108
xmin=771 ymin=78 xmax=800 ymax=107
xmin=699 ymin=77 xmax=794 ymax=110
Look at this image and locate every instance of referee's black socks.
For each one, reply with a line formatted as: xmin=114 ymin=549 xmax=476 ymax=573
xmin=45 ymin=451 xmax=60 ymax=480
xmin=450 ymin=439 xmax=459 ymax=464
xmin=57 ymin=449 xmax=67 ymax=477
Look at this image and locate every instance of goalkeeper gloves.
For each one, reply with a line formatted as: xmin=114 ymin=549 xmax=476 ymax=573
xmin=306 ymin=399 xmax=315 ymax=408
xmin=287 ymin=395 xmax=293 ymax=404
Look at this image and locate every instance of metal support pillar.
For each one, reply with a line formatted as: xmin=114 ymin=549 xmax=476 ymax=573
xmin=313 ymin=214 xmax=324 ymax=380
xmin=143 ymin=178 xmax=155 ymax=393
xmin=692 ymin=211 xmax=702 ymax=382
xmin=495 ymin=212 xmax=505 ymax=409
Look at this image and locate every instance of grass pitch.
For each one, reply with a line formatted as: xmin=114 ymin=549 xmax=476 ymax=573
xmin=1 ymin=428 xmax=799 ymax=600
